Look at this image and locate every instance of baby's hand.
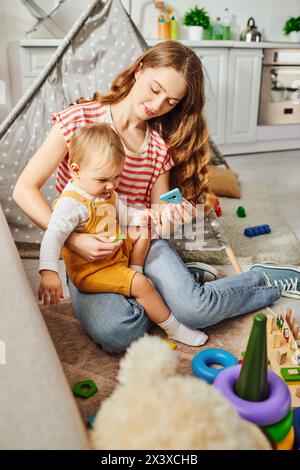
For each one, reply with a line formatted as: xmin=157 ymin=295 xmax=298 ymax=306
xmin=38 ymin=270 xmax=63 ymax=306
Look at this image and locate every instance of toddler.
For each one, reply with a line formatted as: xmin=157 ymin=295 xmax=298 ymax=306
xmin=38 ymin=124 xmax=208 ymax=347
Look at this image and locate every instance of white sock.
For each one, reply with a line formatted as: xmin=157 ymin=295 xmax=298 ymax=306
xmin=158 ymin=313 xmax=208 ymax=347
xmin=129 ymin=264 xmax=143 ymax=273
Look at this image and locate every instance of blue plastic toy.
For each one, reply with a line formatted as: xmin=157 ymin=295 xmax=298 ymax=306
xmin=191 ymin=348 xmax=238 ymax=384
xmin=160 ymin=187 xmax=183 ymax=204
xmin=87 ymin=413 xmax=97 ymax=429
xmin=244 ymin=224 xmax=271 ymax=238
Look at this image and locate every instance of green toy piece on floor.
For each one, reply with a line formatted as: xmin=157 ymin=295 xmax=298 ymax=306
xmin=235 ymin=313 xmax=269 ymax=402
xmin=73 ymin=379 xmax=98 ymax=399
xmin=236 ymin=206 xmax=246 ymax=217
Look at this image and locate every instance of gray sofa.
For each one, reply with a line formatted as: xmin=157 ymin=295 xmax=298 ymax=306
xmin=0 ymin=204 xmax=89 ymax=449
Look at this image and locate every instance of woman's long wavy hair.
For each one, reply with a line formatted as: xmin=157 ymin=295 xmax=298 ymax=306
xmin=78 ymin=41 xmax=216 ymax=212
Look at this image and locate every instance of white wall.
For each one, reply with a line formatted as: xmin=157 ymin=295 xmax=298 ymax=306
xmin=0 ymin=0 xmax=102 ymax=121
xmin=0 ymin=45 xmax=12 ymax=122
xmin=0 ymin=1 xmax=131 ymax=43
xmin=130 ymin=0 xmax=300 ymax=41
xmin=1 ymin=0 xmax=298 ymax=44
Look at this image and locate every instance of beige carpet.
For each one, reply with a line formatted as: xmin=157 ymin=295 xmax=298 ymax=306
xmin=21 ymin=180 xmax=300 ymax=423
xmin=15 ymin=241 xmax=40 ymax=259
xmin=181 ymin=181 xmax=300 ymax=266
xmin=219 ymin=181 xmax=300 ymax=265
xmin=40 ymin=300 xmax=255 ymax=425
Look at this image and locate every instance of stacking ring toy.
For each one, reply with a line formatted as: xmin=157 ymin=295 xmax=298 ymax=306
xmin=263 ymin=409 xmax=293 ymax=444
xmin=192 ymin=348 xmax=238 ymax=384
xmin=214 ymin=365 xmax=291 ymax=427
xmin=275 ymin=426 xmax=295 ymax=450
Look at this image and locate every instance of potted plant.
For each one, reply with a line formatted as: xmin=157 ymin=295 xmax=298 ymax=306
xmin=183 ymin=6 xmax=210 ymax=41
xmin=283 ymin=16 xmax=300 ymax=43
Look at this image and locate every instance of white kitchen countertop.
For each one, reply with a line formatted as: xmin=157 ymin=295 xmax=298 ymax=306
xmin=147 ymin=39 xmax=300 ymax=49
xmin=20 ymin=38 xmax=300 ymax=49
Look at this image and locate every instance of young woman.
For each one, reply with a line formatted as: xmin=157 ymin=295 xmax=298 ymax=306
xmin=13 ymin=41 xmax=282 ymax=353
xmin=38 ymin=124 xmax=208 ymax=347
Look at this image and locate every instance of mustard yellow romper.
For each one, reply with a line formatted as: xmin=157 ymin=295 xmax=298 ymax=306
xmin=59 ymin=190 xmax=136 ymax=296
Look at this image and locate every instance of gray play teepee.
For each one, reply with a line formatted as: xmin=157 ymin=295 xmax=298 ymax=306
xmin=0 ymin=0 xmax=234 ymax=268
xmin=0 ymin=0 xmax=147 ymax=243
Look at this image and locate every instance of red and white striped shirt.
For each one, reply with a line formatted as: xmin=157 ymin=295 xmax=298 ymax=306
xmin=52 ymin=101 xmax=174 ymax=208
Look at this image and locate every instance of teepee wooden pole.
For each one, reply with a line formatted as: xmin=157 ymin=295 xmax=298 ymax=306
xmin=225 ymin=246 xmax=243 ymax=273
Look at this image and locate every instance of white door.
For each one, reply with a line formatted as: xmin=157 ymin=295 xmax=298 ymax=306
xmin=226 ymin=48 xmax=263 ymax=143
xmin=193 ymin=48 xmax=229 ymax=144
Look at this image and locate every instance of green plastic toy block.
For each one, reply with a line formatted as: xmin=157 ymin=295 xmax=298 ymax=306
xmin=236 ymin=206 xmax=246 ymax=218
xmin=73 ymin=379 xmax=98 ymax=399
xmin=114 ymin=233 xmax=126 ymax=242
xmin=280 ymin=367 xmax=300 ymax=382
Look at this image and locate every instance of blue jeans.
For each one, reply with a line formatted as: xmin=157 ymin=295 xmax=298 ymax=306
xmin=67 ymin=239 xmax=281 ymax=353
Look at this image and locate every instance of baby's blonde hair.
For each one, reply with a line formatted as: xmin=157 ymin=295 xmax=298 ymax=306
xmin=69 ymin=124 xmax=125 ymax=172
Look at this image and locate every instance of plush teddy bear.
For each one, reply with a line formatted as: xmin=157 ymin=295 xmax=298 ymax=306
xmin=90 ymin=335 xmax=271 ymax=450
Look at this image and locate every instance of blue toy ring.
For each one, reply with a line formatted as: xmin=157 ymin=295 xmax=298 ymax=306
xmin=192 ymin=348 xmax=238 ymax=384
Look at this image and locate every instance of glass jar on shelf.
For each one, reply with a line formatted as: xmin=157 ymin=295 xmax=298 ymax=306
xmin=212 ymin=17 xmax=223 ymax=40
xmin=222 ymin=8 xmax=231 ymax=40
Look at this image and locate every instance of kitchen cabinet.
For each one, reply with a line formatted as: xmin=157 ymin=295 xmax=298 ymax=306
xmin=18 ymin=48 xmax=52 ymax=101
xmin=15 ymin=41 xmax=262 ymax=146
xmin=9 ymin=39 xmax=300 ymax=154
xmin=21 ymin=46 xmax=56 ymax=86
xmin=194 ymin=48 xmax=229 ymax=144
xmin=225 ymin=49 xmax=263 ymax=143
xmin=9 ymin=40 xmax=61 ymax=104
xmin=195 ymin=48 xmax=262 ymax=144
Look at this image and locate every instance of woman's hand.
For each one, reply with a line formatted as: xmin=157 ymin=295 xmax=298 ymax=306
xmin=38 ymin=270 xmax=63 ymax=306
xmin=66 ymin=232 xmax=123 ymax=262
xmin=127 ymin=209 xmax=159 ymax=242
xmin=154 ymin=199 xmax=197 ymax=237
xmin=139 ymin=208 xmax=159 ymax=227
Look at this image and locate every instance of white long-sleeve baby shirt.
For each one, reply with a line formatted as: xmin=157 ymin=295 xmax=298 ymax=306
xmin=39 ymin=181 xmax=145 ymax=274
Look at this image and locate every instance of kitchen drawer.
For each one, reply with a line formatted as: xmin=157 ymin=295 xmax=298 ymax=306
xmin=21 ymin=46 xmax=57 ymax=76
xmin=21 ymin=76 xmax=37 ymax=91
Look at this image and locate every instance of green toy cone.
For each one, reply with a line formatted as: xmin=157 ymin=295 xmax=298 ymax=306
xmin=235 ymin=313 xmax=269 ymax=402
